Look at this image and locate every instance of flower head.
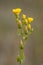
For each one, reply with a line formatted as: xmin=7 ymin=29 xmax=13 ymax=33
xmin=22 ymin=14 xmax=26 ymax=19
xmin=12 ymin=8 xmax=22 ymax=15
xmin=27 ymin=17 xmax=34 ymax=23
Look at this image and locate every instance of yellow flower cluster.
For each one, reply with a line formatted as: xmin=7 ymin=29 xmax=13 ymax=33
xmin=12 ymin=8 xmax=34 ymax=39
xmin=22 ymin=14 xmax=33 ymax=26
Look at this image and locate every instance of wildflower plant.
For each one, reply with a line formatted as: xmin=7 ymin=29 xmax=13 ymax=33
xmin=12 ymin=8 xmax=34 ymax=65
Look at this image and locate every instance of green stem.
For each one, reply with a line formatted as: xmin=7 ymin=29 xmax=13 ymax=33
xmin=20 ymin=61 xmax=22 ymax=65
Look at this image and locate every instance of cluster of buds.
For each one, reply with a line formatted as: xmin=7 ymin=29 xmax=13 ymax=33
xmin=12 ymin=8 xmax=34 ymax=65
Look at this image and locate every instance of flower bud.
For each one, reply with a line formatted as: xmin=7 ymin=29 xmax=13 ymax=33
xmin=24 ymin=19 xmax=28 ymax=24
xmin=23 ymin=35 xmax=28 ymax=40
xmin=16 ymin=18 xmax=19 ymax=22
xmin=27 ymin=24 xmax=31 ymax=30
xmin=22 ymin=14 xmax=26 ymax=19
xmin=20 ymin=40 xmax=24 ymax=49
xmin=17 ymin=55 xmax=21 ymax=62
xmin=18 ymin=20 xmax=22 ymax=28
xmin=31 ymin=28 xmax=34 ymax=32
xmin=24 ymin=26 xmax=28 ymax=34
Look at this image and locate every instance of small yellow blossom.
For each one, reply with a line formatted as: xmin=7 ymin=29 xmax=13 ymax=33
xmin=27 ymin=24 xmax=31 ymax=30
xmin=22 ymin=14 xmax=26 ymax=19
xmin=12 ymin=8 xmax=22 ymax=15
xmin=27 ymin=17 xmax=34 ymax=23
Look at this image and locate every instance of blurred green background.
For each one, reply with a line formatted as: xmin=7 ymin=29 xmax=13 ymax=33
xmin=0 ymin=0 xmax=43 ymax=65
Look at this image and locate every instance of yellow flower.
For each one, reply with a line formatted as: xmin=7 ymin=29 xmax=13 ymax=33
xmin=27 ymin=24 xmax=31 ymax=30
xmin=12 ymin=8 xmax=22 ymax=15
xmin=22 ymin=14 xmax=26 ymax=19
xmin=27 ymin=17 xmax=34 ymax=23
